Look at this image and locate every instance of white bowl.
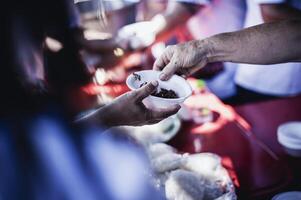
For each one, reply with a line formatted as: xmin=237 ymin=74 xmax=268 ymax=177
xmin=127 ymin=116 xmax=182 ymax=145
xmin=272 ymin=191 xmax=301 ymax=200
xmin=277 ymin=121 xmax=301 ymax=157
xmin=126 ymin=70 xmax=192 ymax=110
xmin=118 ymin=21 xmax=155 ymax=50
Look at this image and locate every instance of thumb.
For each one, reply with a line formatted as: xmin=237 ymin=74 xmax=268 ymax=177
xmin=134 ymin=81 xmax=158 ymax=101
xmin=159 ymin=57 xmax=179 ymax=81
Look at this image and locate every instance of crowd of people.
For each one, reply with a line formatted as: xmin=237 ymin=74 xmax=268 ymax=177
xmin=0 ymin=0 xmax=300 ymax=199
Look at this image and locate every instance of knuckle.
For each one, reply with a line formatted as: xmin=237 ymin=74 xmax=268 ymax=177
xmin=145 ymin=84 xmax=155 ymax=94
xmin=172 ymin=60 xmax=179 ymax=67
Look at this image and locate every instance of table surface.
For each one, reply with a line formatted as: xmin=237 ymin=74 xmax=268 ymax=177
xmin=82 ymin=78 xmax=301 ymax=200
xmin=167 ymin=89 xmax=301 ymax=200
xmin=234 ymin=95 xmax=301 ymax=198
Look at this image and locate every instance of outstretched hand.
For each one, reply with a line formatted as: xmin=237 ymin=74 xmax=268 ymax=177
xmin=153 ymin=40 xmax=210 ymax=81
xmin=92 ymin=81 xmax=181 ymax=127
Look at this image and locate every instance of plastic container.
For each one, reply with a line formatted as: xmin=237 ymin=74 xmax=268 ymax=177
xmin=117 ymin=21 xmax=155 ymax=50
xmin=126 ymin=70 xmax=192 ymax=110
xmin=277 ymin=121 xmax=301 ymax=157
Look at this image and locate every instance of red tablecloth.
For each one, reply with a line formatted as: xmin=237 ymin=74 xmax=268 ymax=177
xmin=235 ymin=95 xmax=301 ymax=196
xmin=81 ymin=79 xmax=301 ymax=199
xmin=168 ymin=91 xmax=293 ymax=200
xmin=235 ymin=95 xmax=301 ymax=157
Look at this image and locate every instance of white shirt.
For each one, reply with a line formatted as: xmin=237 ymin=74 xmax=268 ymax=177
xmin=185 ymin=0 xmax=247 ymax=99
xmin=235 ymin=0 xmax=301 ymax=96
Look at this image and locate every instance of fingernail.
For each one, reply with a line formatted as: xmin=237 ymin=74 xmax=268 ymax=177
xmin=151 ymin=80 xmax=158 ymax=87
xmin=160 ymin=73 xmax=167 ymax=80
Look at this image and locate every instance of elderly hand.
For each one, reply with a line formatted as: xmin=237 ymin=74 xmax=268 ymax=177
xmin=83 ymin=81 xmax=181 ymax=127
xmin=153 ymin=40 xmax=211 ymax=81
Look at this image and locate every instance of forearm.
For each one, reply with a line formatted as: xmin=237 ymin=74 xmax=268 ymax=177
xmin=205 ymin=20 xmax=301 ymax=64
xmin=75 ymin=105 xmax=120 ymax=128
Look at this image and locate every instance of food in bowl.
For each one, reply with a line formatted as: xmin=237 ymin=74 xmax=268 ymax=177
xmin=133 ymin=72 xmax=141 ymax=81
xmin=135 ymin=74 xmax=179 ymax=99
xmin=139 ymin=84 xmax=178 ymax=99
xmin=126 ymin=70 xmax=192 ymax=109
xmin=152 ymin=88 xmax=178 ymax=99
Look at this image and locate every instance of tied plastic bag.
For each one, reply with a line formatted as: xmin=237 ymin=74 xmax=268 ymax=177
xmin=146 ymin=143 xmax=237 ymax=200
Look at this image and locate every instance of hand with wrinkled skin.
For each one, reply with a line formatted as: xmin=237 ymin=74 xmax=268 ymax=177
xmin=153 ymin=40 xmax=211 ymax=81
xmin=78 ymin=81 xmax=181 ymax=127
xmin=154 ymin=20 xmax=301 ymax=82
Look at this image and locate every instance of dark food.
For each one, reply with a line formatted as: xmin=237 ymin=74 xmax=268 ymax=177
xmin=133 ymin=72 xmax=141 ymax=81
xmin=152 ymin=88 xmax=178 ymax=99
xmin=139 ymin=81 xmax=178 ymax=99
xmin=133 ymin=71 xmax=179 ymax=99
xmin=139 ymin=82 xmax=148 ymax=88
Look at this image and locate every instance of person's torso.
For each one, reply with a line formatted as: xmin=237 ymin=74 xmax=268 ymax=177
xmin=184 ymin=0 xmax=246 ymax=98
xmin=186 ymin=0 xmax=247 ymax=39
xmin=235 ymin=0 xmax=301 ymax=96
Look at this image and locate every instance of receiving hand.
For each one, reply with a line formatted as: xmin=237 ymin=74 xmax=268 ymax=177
xmin=99 ymin=81 xmax=181 ymax=126
xmin=153 ymin=40 xmax=210 ymax=81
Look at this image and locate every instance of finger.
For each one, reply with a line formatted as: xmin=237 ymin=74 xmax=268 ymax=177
xmin=159 ymin=57 xmax=179 ymax=81
xmin=153 ymin=57 xmax=164 ymax=71
xmin=153 ymin=46 xmax=173 ymax=71
xmin=134 ymin=81 xmax=158 ymax=101
xmin=150 ymin=104 xmax=181 ymax=120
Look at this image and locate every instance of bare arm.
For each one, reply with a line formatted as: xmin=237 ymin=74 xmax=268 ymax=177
xmin=154 ymin=20 xmax=301 ymax=80
xmin=208 ymin=20 xmax=301 ymax=64
xmin=76 ymin=81 xmax=180 ymax=127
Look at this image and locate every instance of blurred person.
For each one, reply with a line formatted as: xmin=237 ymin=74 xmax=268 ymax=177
xmin=231 ymin=0 xmax=301 ymax=104
xmin=0 ymin=0 xmax=179 ymax=125
xmin=152 ymin=20 xmax=301 ymax=80
xmin=0 ymin=0 xmax=177 ymax=199
xmin=0 ymin=112 xmax=163 ymax=200
xmin=119 ymin=0 xmax=246 ymax=99
xmin=137 ymin=0 xmax=301 ymax=105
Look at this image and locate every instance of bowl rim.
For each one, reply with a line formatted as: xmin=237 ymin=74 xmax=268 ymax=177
xmin=126 ymin=70 xmax=192 ymax=101
xmin=277 ymin=121 xmax=301 ymax=150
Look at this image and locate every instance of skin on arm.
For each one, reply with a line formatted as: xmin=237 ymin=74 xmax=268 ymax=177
xmin=207 ymin=20 xmax=301 ymax=64
xmin=154 ymin=20 xmax=301 ymax=80
xmin=76 ymin=81 xmax=181 ymax=127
